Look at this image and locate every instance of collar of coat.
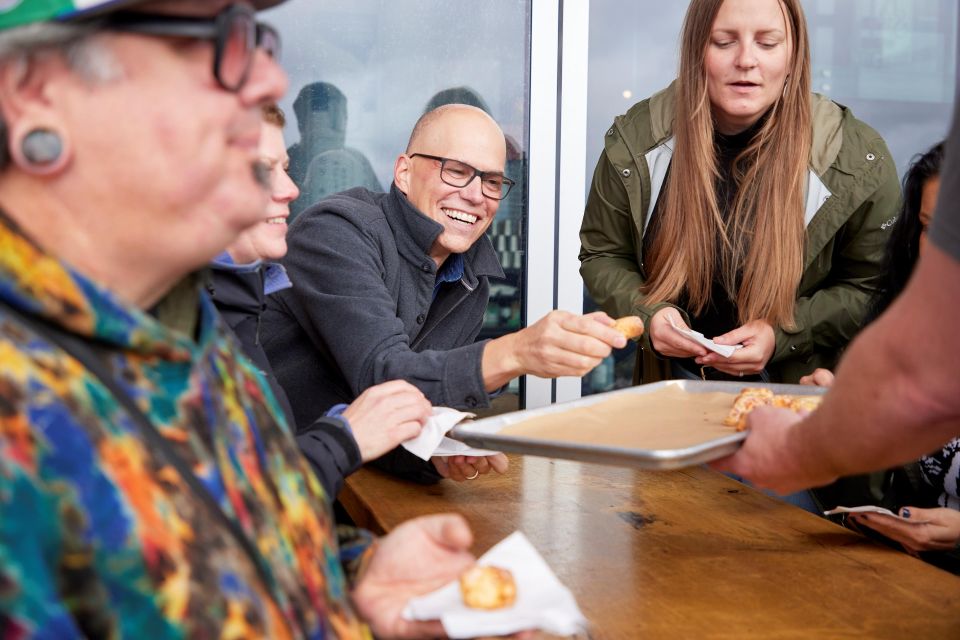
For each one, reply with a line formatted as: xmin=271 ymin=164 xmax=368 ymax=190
xmin=643 ymin=80 xmax=844 ymax=177
xmin=384 ymin=183 xmax=505 ymax=284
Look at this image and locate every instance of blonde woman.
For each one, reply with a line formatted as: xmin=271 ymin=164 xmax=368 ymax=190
xmin=580 ymin=0 xmax=900 ymax=384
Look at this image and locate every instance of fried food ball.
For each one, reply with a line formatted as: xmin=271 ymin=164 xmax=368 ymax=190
xmin=612 ymin=315 xmax=644 ymax=340
xmin=459 ymin=565 xmax=517 ymax=610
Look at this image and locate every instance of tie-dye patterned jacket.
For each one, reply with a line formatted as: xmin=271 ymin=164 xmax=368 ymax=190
xmin=0 ymin=213 xmax=373 ymax=639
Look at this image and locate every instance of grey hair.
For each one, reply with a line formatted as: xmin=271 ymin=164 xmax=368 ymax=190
xmin=0 ymin=21 xmax=121 ymax=171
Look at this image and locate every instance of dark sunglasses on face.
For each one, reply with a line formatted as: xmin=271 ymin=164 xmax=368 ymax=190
xmin=409 ymin=153 xmax=515 ymax=200
xmin=98 ymin=3 xmax=280 ymax=92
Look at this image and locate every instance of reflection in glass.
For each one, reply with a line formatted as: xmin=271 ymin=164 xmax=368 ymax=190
xmin=288 ymin=82 xmax=381 ymax=218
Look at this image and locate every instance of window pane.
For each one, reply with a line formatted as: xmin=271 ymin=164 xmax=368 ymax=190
xmin=583 ymin=0 xmax=958 ymax=396
xmin=264 ymin=0 xmax=530 ymax=412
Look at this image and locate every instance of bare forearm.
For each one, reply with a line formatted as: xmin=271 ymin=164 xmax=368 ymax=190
xmin=786 ymin=246 xmax=960 ymax=483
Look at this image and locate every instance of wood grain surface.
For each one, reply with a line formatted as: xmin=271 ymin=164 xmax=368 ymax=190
xmin=341 ymin=455 xmax=960 ymax=639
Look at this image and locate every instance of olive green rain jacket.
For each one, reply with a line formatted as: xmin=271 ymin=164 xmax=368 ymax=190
xmin=579 ymin=82 xmax=901 ymax=383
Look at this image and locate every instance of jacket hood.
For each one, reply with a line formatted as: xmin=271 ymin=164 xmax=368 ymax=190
xmin=638 ymin=81 xmax=845 ymax=176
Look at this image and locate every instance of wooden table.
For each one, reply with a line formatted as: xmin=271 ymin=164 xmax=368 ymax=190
xmin=342 ymin=455 xmax=960 ymax=638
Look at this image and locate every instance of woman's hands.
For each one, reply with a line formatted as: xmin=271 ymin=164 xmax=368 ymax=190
xmin=849 ymin=507 xmax=960 ymax=555
xmin=650 ymin=310 xmax=776 ymax=376
xmin=648 ymin=308 xmax=708 ymax=358
xmin=697 ymin=320 xmax=776 ymax=376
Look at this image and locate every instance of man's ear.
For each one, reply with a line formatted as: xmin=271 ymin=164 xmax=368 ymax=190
xmin=394 ymin=153 xmax=411 ymax=194
xmin=0 ymin=56 xmax=74 ymax=175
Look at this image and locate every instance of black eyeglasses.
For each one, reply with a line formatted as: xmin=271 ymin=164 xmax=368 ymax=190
xmin=100 ymin=3 xmax=280 ymax=92
xmin=409 ymin=153 xmax=515 ymax=200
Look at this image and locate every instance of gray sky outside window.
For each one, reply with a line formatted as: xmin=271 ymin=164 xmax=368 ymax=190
xmin=263 ymin=1 xmax=529 ymax=192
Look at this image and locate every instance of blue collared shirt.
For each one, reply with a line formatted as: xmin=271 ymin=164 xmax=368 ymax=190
xmin=432 ymin=253 xmax=464 ymax=301
xmin=212 ymin=251 xmax=293 ymax=295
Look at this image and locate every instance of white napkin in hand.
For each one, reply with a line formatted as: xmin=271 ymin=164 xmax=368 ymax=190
xmin=823 ymin=505 xmax=929 ymax=524
xmin=401 ymin=407 xmax=497 ymax=461
xmin=403 ymin=531 xmax=588 ymax=638
xmin=668 ymin=318 xmax=743 ymax=358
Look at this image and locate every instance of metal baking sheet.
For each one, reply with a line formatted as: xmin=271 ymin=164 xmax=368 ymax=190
xmin=449 ymin=380 xmax=826 ymax=470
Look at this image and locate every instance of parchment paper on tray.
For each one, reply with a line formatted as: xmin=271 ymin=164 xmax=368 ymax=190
xmin=450 ymin=381 xmax=825 ymax=469
xmin=402 ymin=531 xmax=588 ymax=638
xmin=499 ymin=385 xmax=737 ymax=450
xmin=402 ymin=407 xmax=499 ymax=460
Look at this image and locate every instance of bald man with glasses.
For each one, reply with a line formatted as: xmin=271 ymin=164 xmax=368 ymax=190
xmin=263 ymin=104 xmax=627 ymax=482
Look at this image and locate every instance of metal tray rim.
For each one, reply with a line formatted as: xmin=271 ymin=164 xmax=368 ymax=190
xmin=449 ymin=380 xmax=824 ymax=470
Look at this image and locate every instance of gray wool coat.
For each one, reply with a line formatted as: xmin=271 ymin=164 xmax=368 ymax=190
xmin=261 ymin=185 xmax=504 ymax=480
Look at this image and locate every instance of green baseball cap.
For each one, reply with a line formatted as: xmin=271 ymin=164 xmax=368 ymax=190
xmin=0 ymin=1 xmax=288 ymax=31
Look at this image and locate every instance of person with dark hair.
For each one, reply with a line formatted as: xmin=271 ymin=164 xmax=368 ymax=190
xmin=289 ymin=81 xmax=348 ymax=184
xmin=424 ymin=85 xmax=492 ymax=114
xmin=209 ymin=104 xmax=431 ymax=497
xmin=0 ymin=2 xmax=493 ymax=637
xmin=787 ymin=142 xmax=959 ymax=566
xmin=867 ymin=142 xmax=944 ymax=321
xmin=714 ymin=90 xmax=960 ymax=567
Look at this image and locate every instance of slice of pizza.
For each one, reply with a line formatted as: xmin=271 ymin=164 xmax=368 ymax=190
xmin=723 ymin=388 xmax=775 ymax=430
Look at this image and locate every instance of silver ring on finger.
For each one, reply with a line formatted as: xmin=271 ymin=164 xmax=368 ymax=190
xmin=466 ymin=470 xmax=480 ymax=480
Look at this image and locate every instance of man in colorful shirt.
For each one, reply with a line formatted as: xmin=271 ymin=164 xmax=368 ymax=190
xmin=0 ymin=2 xmax=475 ymax=638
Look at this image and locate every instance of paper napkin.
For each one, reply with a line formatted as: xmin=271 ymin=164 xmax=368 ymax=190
xmin=668 ymin=318 xmax=743 ymax=358
xmin=823 ymin=505 xmax=929 ymax=524
xmin=403 ymin=531 xmax=588 ymax=638
xmin=401 ymin=407 xmax=499 ymax=460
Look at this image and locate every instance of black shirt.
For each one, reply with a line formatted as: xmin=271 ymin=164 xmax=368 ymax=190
xmin=643 ymin=119 xmax=765 ymax=378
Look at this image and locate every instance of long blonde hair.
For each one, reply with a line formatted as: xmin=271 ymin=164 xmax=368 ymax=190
xmin=643 ymin=0 xmax=811 ymax=329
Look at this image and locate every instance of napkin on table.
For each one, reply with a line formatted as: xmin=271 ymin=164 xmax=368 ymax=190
xmin=403 ymin=531 xmax=588 ymax=638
